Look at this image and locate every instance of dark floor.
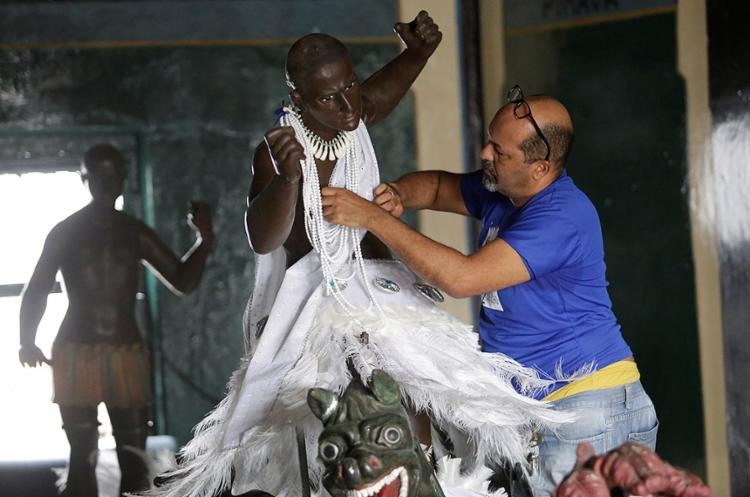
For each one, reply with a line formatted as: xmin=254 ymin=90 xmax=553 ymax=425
xmin=0 ymin=459 xmax=64 ymax=497
xmin=0 ymin=461 xmax=265 ymax=497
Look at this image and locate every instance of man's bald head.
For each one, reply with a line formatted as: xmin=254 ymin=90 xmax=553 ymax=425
xmin=515 ymin=96 xmax=574 ymax=169
xmin=286 ymin=34 xmax=351 ymax=92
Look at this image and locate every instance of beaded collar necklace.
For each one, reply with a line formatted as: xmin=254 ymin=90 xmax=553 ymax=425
xmin=279 ymin=106 xmax=383 ymax=319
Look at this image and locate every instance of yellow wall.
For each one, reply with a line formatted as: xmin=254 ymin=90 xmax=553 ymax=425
xmin=677 ymin=0 xmax=730 ymax=493
xmin=397 ymin=0 xmax=472 ymax=322
xmin=479 ymin=0 xmax=505 ymax=127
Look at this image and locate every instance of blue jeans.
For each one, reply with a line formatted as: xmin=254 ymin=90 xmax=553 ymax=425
xmin=529 ymin=380 xmax=659 ymax=497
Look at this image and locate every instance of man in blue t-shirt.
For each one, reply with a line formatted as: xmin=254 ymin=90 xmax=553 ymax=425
xmin=320 ymin=88 xmax=658 ymax=495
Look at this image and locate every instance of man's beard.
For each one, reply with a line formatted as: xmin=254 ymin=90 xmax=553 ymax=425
xmin=482 ymin=175 xmax=498 ymax=192
xmin=482 ymin=162 xmax=499 ymax=192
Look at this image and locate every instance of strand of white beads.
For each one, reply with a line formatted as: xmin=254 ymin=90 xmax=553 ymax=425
xmin=280 ymin=107 xmax=385 ymax=320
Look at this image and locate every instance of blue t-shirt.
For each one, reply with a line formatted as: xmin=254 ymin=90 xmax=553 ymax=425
xmin=461 ymin=169 xmax=632 ymax=397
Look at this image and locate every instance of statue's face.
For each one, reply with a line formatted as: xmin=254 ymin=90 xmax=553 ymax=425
xmin=309 ymin=371 xmax=443 ymax=497
xmin=293 ymin=56 xmax=362 ymax=137
xmin=81 ymin=159 xmax=125 ymax=203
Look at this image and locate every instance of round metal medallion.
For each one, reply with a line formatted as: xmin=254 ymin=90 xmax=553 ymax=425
xmin=413 ymin=283 xmax=445 ymax=304
xmin=325 ymin=279 xmax=348 ymax=292
xmin=373 ymin=277 xmax=401 ymax=294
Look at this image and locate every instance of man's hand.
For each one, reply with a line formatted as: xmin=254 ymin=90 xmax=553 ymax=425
xmin=555 ymin=443 xmax=610 ymax=497
xmin=19 ymin=344 xmax=50 ymax=368
xmin=263 ymin=126 xmax=304 ymax=183
xmin=321 ymin=187 xmax=383 ymax=229
xmin=188 ymin=201 xmax=214 ymax=241
xmin=373 ymin=182 xmax=404 ymax=218
xmin=395 ymin=10 xmax=442 ymax=60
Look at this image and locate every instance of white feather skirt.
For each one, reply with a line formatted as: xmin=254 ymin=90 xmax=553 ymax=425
xmin=139 ymin=260 xmax=571 ymax=497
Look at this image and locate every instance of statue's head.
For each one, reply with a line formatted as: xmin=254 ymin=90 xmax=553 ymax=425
xmin=308 ymin=370 xmax=443 ymax=497
xmin=285 ymin=33 xmax=362 ymax=139
xmin=81 ymin=144 xmax=126 ymax=204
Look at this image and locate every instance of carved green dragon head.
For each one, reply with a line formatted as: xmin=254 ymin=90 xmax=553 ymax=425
xmin=308 ymin=370 xmax=444 ymax=497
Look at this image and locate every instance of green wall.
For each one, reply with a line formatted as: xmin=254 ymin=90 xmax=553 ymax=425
xmin=0 ymin=42 xmax=415 ymax=444
xmin=504 ymin=12 xmax=704 ymax=475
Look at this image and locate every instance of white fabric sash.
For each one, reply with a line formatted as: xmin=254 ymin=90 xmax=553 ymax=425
xmin=224 ymin=120 xmax=379 ymax=448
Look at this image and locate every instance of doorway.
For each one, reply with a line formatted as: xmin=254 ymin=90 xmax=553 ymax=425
xmin=0 ymin=131 xmax=144 ymax=471
xmin=0 ymin=169 xmax=123 ymax=462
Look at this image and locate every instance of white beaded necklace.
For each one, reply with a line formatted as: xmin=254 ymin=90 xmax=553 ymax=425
xmin=304 ymin=126 xmax=354 ymax=161
xmin=280 ymin=107 xmax=384 ymax=319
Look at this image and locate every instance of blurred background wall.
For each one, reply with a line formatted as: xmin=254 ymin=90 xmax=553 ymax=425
xmin=1 ymin=0 xmax=748 ymax=495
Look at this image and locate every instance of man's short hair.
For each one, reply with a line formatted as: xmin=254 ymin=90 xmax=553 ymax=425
xmin=285 ymin=34 xmax=351 ymax=92
xmin=519 ymin=124 xmax=574 ymax=169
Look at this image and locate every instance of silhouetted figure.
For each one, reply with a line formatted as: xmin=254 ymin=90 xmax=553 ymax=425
xmin=244 ymin=10 xmax=442 ymax=447
xmin=18 ymin=144 xmax=213 ymax=497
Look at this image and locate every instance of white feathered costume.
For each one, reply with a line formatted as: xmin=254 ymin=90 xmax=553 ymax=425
xmin=142 ymin=119 xmax=570 ymax=497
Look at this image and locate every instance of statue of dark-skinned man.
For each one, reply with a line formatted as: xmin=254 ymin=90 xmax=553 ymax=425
xmin=245 ymin=11 xmax=441 ymax=266
xmin=244 ymin=9 xmax=441 ymax=447
xmin=18 ymin=143 xmax=213 ymax=497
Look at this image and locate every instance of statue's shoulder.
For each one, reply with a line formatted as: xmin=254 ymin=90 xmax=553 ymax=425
xmin=50 ymin=208 xmax=86 ymax=236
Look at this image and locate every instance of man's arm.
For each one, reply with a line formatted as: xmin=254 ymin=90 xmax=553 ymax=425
xmin=373 ymin=170 xmax=469 ymax=217
xmin=19 ymin=229 xmax=61 ymax=366
xmin=321 ymin=187 xmax=529 ymax=298
xmin=360 ymin=11 xmax=442 ymax=126
xmin=139 ymin=202 xmax=213 ymax=296
xmin=244 ymin=127 xmax=304 ymax=253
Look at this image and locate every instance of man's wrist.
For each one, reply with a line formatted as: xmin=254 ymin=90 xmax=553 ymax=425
xmin=366 ymin=206 xmax=391 ymax=234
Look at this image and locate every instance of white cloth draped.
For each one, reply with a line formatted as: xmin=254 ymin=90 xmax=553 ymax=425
xmin=141 ymin=122 xmax=571 ymax=497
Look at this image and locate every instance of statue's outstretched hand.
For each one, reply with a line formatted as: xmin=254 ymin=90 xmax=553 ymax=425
xmin=395 ymin=10 xmax=442 ymax=59
xmin=263 ymin=126 xmax=304 ymax=183
xmin=19 ymin=345 xmax=50 ymax=368
xmin=188 ymin=201 xmax=214 ymax=241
